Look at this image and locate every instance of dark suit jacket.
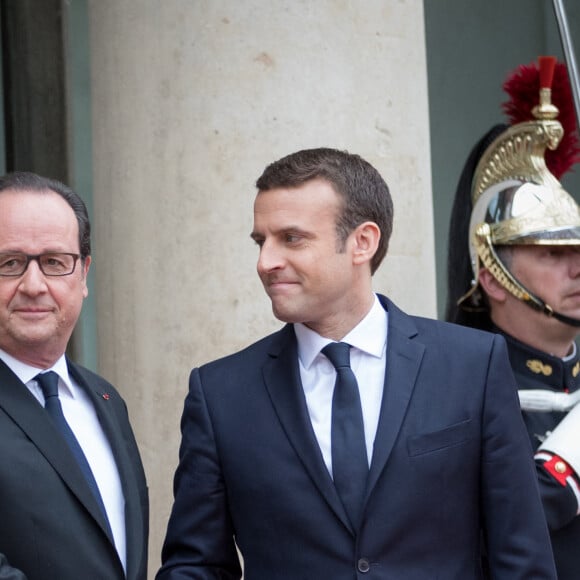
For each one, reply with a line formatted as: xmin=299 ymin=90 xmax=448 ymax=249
xmin=158 ymin=296 xmax=556 ymax=579
xmin=0 ymin=553 xmax=25 ymax=580
xmin=0 ymin=358 xmax=148 ymax=580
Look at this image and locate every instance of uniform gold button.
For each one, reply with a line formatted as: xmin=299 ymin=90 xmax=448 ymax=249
xmin=555 ymin=461 xmax=567 ymax=474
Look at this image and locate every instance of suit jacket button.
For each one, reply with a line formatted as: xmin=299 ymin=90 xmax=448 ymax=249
xmin=357 ymin=558 xmax=370 ymax=573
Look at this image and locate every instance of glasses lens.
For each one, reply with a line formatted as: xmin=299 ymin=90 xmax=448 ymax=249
xmin=39 ymin=253 xmax=76 ymax=275
xmin=0 ymin=254 xmax=28 ymax=276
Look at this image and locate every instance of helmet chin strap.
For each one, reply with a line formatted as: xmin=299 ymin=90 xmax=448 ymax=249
xmin=552 ymin=310 xmax=580 ymax=327
xmin=518 ymin=287 xmax=580 ymax=327
xmin=498 ymin=264 xmax=580 ymax=327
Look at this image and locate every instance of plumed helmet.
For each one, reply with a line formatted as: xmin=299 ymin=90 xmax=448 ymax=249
xmin=446 ymin=57 xmax=580 ymax=328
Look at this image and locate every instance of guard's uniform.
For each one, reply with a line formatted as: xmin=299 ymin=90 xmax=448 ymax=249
xmin=502 ymin=331 xmax=580 ymax=580
xmin=445 ymin=58 xmax=580 ymax=578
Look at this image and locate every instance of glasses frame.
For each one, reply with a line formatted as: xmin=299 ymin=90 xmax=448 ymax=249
xmin=0 ymin=252 xmax=81 ymax=277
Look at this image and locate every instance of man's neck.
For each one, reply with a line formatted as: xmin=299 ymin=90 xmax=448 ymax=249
xmin=305 ymin=291 xmax=376 ymax=341
xmin=491 ymin=315 xmax=578 ymax=359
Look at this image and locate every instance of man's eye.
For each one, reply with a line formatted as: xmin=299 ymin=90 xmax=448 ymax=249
xmin=285 ymin=234 xmax=301 ymax=243
xmin=0 ymin=256 xmax=25 ymax=269
xmin=44 ymin=257 xmax=63 ymax=266
xmin=40 ymin=254 xmax=74 ymax=273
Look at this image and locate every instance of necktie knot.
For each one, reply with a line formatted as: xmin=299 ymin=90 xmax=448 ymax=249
xmin=322 ymin=342 xmax=352 ymax=369
xmin=35 ymin=371 xmax=60 ymax=400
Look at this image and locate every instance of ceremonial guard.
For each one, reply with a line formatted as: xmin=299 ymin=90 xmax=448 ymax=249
xmin=446 ymin=56 xmax=580 ymax=578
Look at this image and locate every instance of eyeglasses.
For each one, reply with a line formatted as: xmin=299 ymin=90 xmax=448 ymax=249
xmin=0 ymin=252 xmax=80 ymax=277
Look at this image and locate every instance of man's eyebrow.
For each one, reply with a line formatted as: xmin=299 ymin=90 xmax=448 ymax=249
xmin=250 ymin=226 xmax=315 ymax=241
xmin=282 ymin=226 xmax=315 ymax=238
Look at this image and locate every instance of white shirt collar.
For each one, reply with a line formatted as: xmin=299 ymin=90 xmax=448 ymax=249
xmin=0 ymin=348 xmax=75 ymax=397
xmin=294 ymin=294 xmax=388 ymax=369
xmin=563 ymin=340 xmax=577 ymax=362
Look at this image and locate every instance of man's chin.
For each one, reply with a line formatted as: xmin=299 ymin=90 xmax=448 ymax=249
xmin=271 ymin=303 xmax=301 ymax=324
xmin=546 ymin=310 xmax=580 ymax=334
xmin=9 ymin=323 xmax=56 ymax=346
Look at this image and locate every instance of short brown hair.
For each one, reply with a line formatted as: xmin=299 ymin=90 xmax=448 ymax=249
xmin=256 ymin=148 xmax=394 ymax=274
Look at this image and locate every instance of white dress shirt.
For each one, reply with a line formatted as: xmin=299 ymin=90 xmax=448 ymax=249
xmin=294 ymin=294 xmax=388 ymax=476
xmin=0 ymin=349 xmax=127 ymax=572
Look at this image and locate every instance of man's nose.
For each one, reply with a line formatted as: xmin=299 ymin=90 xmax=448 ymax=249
xmin=257 ymin=241 xmax=284 ymax=274
xmin=17 ymin=259 xmax=48 ymax=294
xmin=569 ymin=247 xmax=580 ymax=277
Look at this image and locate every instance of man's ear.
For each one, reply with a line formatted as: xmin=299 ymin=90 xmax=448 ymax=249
xmin=478 ymin=267 xmax=508 ymax=303
xmin=351 ymin=221 xmax=380 ymax=266
xmin=81 ymin=255 xmax=92 ymax=298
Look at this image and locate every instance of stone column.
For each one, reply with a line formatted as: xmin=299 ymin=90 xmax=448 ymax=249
xmin=88 ymin=1 xmax=434 ymax=575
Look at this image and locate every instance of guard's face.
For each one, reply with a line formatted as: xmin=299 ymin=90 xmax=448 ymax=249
xmin=510 ymin=244 xmax=580 ymax=327
xmin=0 ymin=190 xmax=90 ymax=368
xmin=252 ymin=179 xmax=359 ymax=337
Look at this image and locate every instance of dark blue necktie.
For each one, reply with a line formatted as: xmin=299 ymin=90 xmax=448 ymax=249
xmin=322 ymin=342 xmax=368 ymax=528
xmin=35 ymin=371 xmax=111 ymax=529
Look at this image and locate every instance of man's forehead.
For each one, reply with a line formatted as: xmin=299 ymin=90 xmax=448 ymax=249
xmin=0 ymin=187 xmax=64 ymax=202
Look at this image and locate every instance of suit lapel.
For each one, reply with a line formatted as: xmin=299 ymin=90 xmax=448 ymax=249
xmin=0 ymin=360 xmax=112 ymax=539
xmin=262 ymin=326 xmax=353 ymax=533
xmin=365 ymin=297 xmax=424 ymax=498
xmin=69 ymin=362 xmax=145 ymax=579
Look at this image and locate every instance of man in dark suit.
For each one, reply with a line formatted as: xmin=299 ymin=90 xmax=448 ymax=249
xmin=157 ymin=148 xmax=556 ymax=579
xmin=0 ymin=172 xmax=148 ymax=580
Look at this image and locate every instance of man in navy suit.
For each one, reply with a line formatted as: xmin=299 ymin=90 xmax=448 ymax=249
xmin=157 ymin=148 xmax=556 ymax=579
xmin=0 ymin=172 xmax=148 ymax=580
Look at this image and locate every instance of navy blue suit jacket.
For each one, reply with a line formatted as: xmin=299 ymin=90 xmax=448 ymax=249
xmin=158 ymin=296 xmax=555 ymax=579
xmin=0 ymin=358 xmax=148 ymax=580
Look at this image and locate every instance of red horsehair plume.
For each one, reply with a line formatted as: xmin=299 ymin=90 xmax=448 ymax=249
xmin=502 ymin=56 xmax=580 ymax=179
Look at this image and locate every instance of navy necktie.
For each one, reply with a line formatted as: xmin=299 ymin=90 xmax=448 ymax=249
xmin=35 ymin=371 xmax=111 ymax=529
xmin=322 ymin=342 xmax=368 ymax=527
